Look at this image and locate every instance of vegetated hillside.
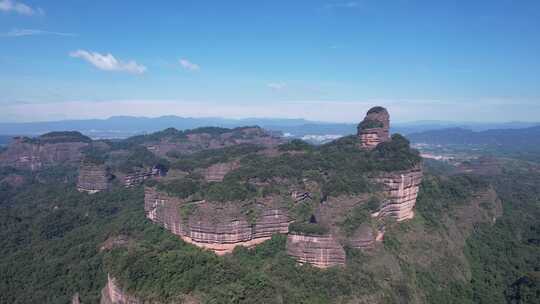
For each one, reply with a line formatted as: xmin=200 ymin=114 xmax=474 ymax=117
xmin=0 ymin=127 xmax=539 ymax=303
xmin=408 ymin=126 xmax=540 ymax=147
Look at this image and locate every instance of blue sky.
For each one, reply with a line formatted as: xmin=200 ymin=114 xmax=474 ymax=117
xmin=1 ymin=0 xmax=539 ymax=122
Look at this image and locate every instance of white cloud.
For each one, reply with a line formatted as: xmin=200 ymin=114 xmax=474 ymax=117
xmin=69 ymin=50 xmax=146 ymax=75
xmin=0 ymin=0 xmax=43 ymax=15
xmin=2 ymin=28 xmax=76 ymax=37
xmin=267 ymin=82 xmax=287 ymax=90
xmin=179 ymin=58 xmax=200 ymax=71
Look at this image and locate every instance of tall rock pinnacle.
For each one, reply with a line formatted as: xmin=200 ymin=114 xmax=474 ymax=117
xmin=357 ymin=106 xmax=390 ymax=149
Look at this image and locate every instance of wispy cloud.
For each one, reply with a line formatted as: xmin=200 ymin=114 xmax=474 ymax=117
xmin=2 ymin=28 xmax=77 ymax=37
xmin=0 ymin=0 xmax=43 ymax=15
xmin=325 ymin=1 xmax=360 ymax=9
xmin=69 ymin=50 xmax=146 ymax=75
xmin=179 ymin=58 xmax=200 ymax=71
xmin=267 ymin=82 xmax=287 ymax=91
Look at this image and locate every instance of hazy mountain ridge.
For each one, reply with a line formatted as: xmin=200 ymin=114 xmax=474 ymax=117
xmin=408 ymin=126 xmax=540 ymax=147
xmin=1 ymin=116 xmax=538 ymax=140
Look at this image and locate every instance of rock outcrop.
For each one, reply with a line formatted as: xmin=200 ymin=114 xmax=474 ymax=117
xmin=357 ymin=106 xmax=390 ymax=149
xmin=286 ymin=234 xmax=346 ymax=268
xmin=371 ymin=166 xmax=423 ymax=221
xmin=122 ymin=166 xmax=162 ymax=188
xmin=100 ymin=274 xmax=200 ymax=304
xmin=77 ymin=161 xmax=110 ymax=194
xmin=144 ymin=188 xmax=290 ymax=255
xmin=0 ymin=133 xmax=90 ymax=170
xmin=201 ymin=160 xmax=240 ymax=182
xmin=100 ymin=235 xmax=130 ymax=252
xmin=71 ymin=293 xmax=81 ymax=304
xmin=100 ymin=274 xmax=142 ymax=304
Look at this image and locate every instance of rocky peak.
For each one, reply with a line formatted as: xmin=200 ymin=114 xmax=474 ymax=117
xmin=357 ymin=106 xmax=390 ymax=149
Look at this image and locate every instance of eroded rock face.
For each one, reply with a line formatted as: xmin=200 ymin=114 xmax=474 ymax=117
xmin=100 ymin=274 xmax=142 ymax=304
xmin=372 ymin=166 xmax=423 ymax=221
xmin=144 ymin=188 xmax=290 ymax=255
xmin=122 ymin=166 xmax=161 ymax=188
xmin=201 ymin=160 xmax=240 ymax=182
xmin=0 ymin=137 xmax=88 ymax=170
xmin=349 ymin=224 xmax=376 ymax=250
xmin=77 ymin=162 xmax=110 ymax=194
xmin=357 ymin=106 xmax=390 ymax=149
xmin=286 ymin=234 xmax=346 ymax=268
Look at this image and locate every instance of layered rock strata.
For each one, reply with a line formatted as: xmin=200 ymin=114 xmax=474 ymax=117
xmin=371 ymin=166 xmax=423 ymax=221
xmin=77 ymin=163 xmax=110 ymax=194
xmin=357 ymin=106 xmax=390 ymax=149
xmin=144 ymin=188 xmax=290 ymax=255
xmin=0 ymin=136 xmax=88 ymax=170
xmin=286 ymin=234 xmax=346 ymax=268
xmin=123 ymin=166 xmax=161 ymax=187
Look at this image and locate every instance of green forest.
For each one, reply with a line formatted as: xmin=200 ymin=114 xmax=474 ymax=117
xmin=1 ymin=152 xmax=539 ymax=303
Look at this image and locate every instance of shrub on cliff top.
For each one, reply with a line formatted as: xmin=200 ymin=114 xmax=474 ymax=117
xmin=278 ymin=139 xmax=313 ymax=152
xmin=289 ymin=221 xmax=329 ymax=236
xmin=359 ymin=119 xmax=384 ymax=130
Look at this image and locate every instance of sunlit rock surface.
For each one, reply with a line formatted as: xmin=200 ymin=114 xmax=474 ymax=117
xmin=371 ymin=166 xmax=423 ymax=221
xmin=144 ymin=188 xmax=290 ymax=255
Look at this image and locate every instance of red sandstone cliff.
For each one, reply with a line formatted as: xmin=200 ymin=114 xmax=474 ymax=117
xmin=0 ymin=136 xmax=88 ymax=170
xmin=77 ymin=162 xmax=111 ymax=194
xmin=371 ymin=166 xmax=423 ymax=222
xmin=144 ymin=188 xmax=290 ymax=255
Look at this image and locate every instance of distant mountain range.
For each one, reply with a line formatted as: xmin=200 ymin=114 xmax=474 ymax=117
xmin=0 ymin=116 xmax=538 ymax=142
xmin=408 ymin=126 xmax=540 ymax=149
